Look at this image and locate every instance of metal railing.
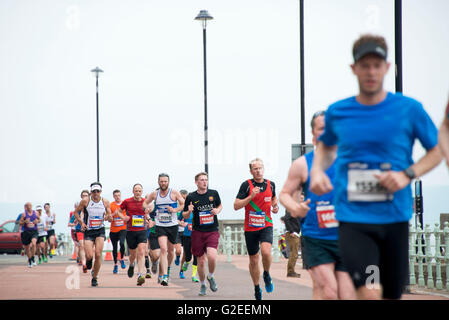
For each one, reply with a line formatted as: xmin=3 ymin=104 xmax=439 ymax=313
xmin=219 ymin=222 xmax=449 ymax=293
xmin=219 ymin=226 xmax=282 ymax=263
xmin=409 ymin=222 xmax=449 ymax=291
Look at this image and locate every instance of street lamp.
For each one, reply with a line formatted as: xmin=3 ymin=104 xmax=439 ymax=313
xmin=195 ymin=10 xmax=213 ymax=176
xmin=90 ymin=66 xmax=103 ymax=182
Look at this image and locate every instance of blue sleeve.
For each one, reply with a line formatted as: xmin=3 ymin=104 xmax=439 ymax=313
xmin=412 ymin=102 xmax=438 ymax=150
xmin=318 ymin=107 xmax=338 ymax=146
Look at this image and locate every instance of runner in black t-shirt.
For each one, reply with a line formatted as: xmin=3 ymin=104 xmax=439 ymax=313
xmin=183 ymin=172 xmax=222 ymax=296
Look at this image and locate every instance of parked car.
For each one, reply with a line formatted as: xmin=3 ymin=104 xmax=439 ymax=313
xmin=0 ymin=220 xmax=22 ymax=254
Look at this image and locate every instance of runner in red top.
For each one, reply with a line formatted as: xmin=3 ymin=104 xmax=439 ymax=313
xmin=116 ymin=183 xmax=154 ymax=286
xmin=234 ymin=158 xmax=279 ymax=300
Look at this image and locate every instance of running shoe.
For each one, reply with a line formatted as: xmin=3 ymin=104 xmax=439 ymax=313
xmin=179 ymin=271 xmax=185 ymax=279
xmin=199 ymin=284 xmax=207 ymax=296
xmin=207 ymin=275 xmax=218 ymax=292
xmin=192 ymin=275 xmax=199 ymax=283
xmin=120 ymin=259 xmax=126 ymax=269
xmin=28 ymin=261 xmax=33 ymax=268
xmin=263 ymin=272 xmax=273 ymax=293
xmin=137 ymin=275 xmax=145 ymax=286
xmin=91 ymin=277 xmax=98 ymax=287
xmin=175 ymin=255 xmax=180 ymax=266
xmin=158 ymin=275 xmax=162 ymax=284
xmin=51 ymin=249 xmax=55 ymax=256
xmin=255 ymin=287 xmax=263 ymax=300
xmin=113 ymin=265 xmax=118 ymax=274
xmin=145 ymin=269 xmax=152 ymax=279
xmin=83 ymin=265 xmax=88 ymax=273
xmin=161 ymin=275 xmax=169 ymax=286
xmin=38 ymin=257 xmax=42 ymax=265
xmin=128 ymin=265 xmax=135 ymax=278
xmin=43 ymin=256 xmax=48 ymax=263
xmin=151 ymin=261 xmax=158 ymax=274
xmin=182 ymin=262 xmax=189 ymax=272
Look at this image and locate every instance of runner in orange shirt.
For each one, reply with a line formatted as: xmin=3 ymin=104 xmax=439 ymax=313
xmin=110 ymin=189 xmax=127 ymax=274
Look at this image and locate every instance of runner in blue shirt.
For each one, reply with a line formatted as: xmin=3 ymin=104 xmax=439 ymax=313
xmin=280 ymin=111 xmax=355 ymax=300
xmin=310 ymin=34 xmax=442 ymax=300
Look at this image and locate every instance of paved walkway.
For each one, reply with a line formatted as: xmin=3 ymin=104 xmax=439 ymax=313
xmin=0 ymin=254 xmax=447 ymax=300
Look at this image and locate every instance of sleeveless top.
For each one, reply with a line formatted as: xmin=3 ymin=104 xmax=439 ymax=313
xmin=83 ymin=198 xmax=106 ymax=231
xmin=23 ymin=211 xmax=38 ymax=231
xmin=155 ymin=188 xmax=178 ymax=227
xmin=244 ymin=179 xmax=273 ymax=232
xmin=301 ymin=151 xmax=339 ymax=240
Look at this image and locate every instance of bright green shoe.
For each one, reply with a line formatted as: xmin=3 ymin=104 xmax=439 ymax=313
xmin=192 ymin=275 xmax=199 ymax=283
xmin=182 ymin=262 xmax=189 ymax=272
xmin=43 ymin=256 xmax=48 ymax=263
xmin=38 ymin=257 xmax=42 ymax=265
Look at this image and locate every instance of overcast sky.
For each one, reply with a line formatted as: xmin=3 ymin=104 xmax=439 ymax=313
xmin=1 ymin=0 xmax=448 ymax=235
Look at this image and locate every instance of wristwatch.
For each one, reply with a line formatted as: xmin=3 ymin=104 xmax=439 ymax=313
xmin=403 ymin=167 xmax=416 ymax=180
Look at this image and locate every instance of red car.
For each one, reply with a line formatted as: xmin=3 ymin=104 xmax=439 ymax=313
xmin=0 ymin=220 xmax=22 ymax=254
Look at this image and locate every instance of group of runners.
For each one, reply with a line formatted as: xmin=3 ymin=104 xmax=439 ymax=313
xmin=19 ymin=34 xmax=449 ymax=300
xmin=17 ymin=203 xmax=57 ymax=268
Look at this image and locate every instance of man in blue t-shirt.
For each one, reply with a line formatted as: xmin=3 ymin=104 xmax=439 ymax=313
xmin=310 ymin=34 xmax=442 ymax=300
xmin=280 ymin=111 xmax=355 ymax=300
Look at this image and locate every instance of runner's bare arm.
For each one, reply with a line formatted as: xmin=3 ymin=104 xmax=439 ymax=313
xmin=116 ymin=207 xmax=129 ymax=221
xmin=233 ymin=187 xmax=259 ymax=211
xmin=172 ymin=190 xmax=185 ymax=213
xmin=375 ymin=146 xmax=443 ymax=193
xmin=310 ymin=142 xmax=337 ymax=195
xmin=439 ymin=115 xmax=449 ymax=167
xmin=103 ymin=199 xmax=113 ymax=222
xmin=143 ymin=192 xmax=156 ymax=210
xmin=74 ymin=200 xmax=87 ymax=230
xmin=183 ymin=202 xmax=194 ymax=219
xmin=211 ymin=204 xmax=223 ymax=215
xmin=279 ymin=156 xmax=312 ymax=218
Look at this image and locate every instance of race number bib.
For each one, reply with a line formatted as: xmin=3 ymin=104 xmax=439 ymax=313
xmin=113 ymin=216 xmax=124 ymax=227
xmin=132 ymin=215 xmax=144 ymax=227
xmin=88 ymin=216 xmax=103 ymax=229
xmin=347 ymin=163 xmax=393 ymax=202
xmin=316 ymin=202 xmax=338 ymax=229
xmin=248 ymin=211 xmax=266 ymax=228
xmin=37 ymin=223 xmax=45 ymax=233
xmin=188 ymin=223 xmax=193 ymax=231
xmin=199 ymin=211 xmax=214 ymax=225
xmin=157 ymin=206 xmax=173 ymax=224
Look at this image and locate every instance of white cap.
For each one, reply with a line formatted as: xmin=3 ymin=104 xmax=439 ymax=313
xmin=35 ymin=205 xmax=43 ymax=211
xmin=91 ymin=184 xmax=102 ymax=192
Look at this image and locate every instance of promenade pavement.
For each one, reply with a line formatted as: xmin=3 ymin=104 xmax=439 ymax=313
xmin=0 ymin=253 xmax=447 ymax=300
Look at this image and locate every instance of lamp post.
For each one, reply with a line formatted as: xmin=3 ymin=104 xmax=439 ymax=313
xmin=90 ymin=66 xmax=103 ymax=182
xmin=195 ymin=10 xmax=213 ymax=176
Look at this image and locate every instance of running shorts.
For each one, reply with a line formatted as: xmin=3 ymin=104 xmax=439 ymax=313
xmin=84 ymin=227 xmax=106 ymax=242
xmin=47 ymin=229 xmax=55 ymax=239
xmin=126 ymin=230 xmax=147 ymax=250
xmin=302 ymin=236 xmax=346 ymax=271
xmin=191 ymin=230 xmax=219 ymax=257
xmin=176 ymin=231 xmax=183 ymax=244
xmin=148 ymin=232 xmax=160 ymax=250
xmin=76 ymin=231 xmax=84 ymax=241
xmin=21 ymin=230 xmax=38 ymax=246
xmin=338 ymin=222 xmax=409 ymax=300
xmin=37 ymin=236 xmax=47 ymax=244
xmin=244 ymin=226 xmax=273 ymax=256
xmin=156 ymin=225 xmax=178 ymax=245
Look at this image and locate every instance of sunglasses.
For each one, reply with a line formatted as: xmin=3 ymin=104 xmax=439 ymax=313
xmin=92 ymin=190 xmax=101 ymax=193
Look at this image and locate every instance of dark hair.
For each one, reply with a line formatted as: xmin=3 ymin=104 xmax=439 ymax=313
xmin=180 ymin=189 xmax=188 ymax=195
xmin=158 ymin=173 xmax=170 ymax=179
xmin=311 ymin=110 xmax=325 ymax=130
xmin=80 ymin=190 xmax=90 ymax=197
xmin=44 ymin=203 xmax=50 ymax=207
xmin=352 ymin=34 xmax=388 ymax=62
xmin=113 ymin=189 xmax=121 ymax=194
xmin=133 ymin=183 xmax=143 ymax=190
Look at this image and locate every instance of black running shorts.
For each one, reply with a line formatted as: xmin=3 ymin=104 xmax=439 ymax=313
xmin=21 ymin=230 xmax=38 ymax=246
xmin=156 ymin=225 xmax=178 ymax=245
xmin=244 ymin=226 xmax=273 ymax=256
xmin=338 ymin=221 xmax=409 ymax=299
xmin=148 ymin=232 xmax=160 ymax=250
xmin=126 ymin=230 xmax=147 ymax=250
xmin=302 ymin=236 xmax=346 ymax=272
xmin=84 ymin=227 xmax=106 ymax=242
